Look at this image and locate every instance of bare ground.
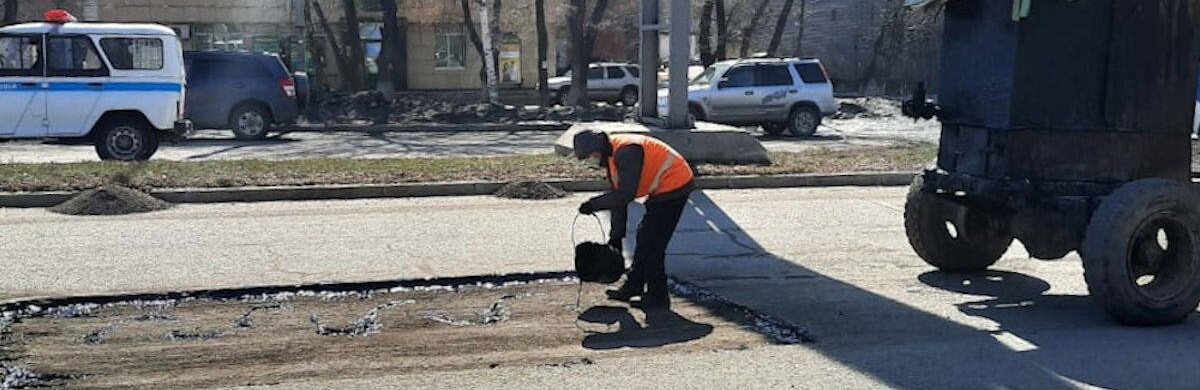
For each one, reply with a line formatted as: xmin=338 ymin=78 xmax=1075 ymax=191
xmin=0 ymin=281 xmax=768 ymax=389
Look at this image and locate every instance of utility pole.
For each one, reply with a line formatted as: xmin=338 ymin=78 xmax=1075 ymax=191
xmin=666 ymin=0 xmax=691 ymax=128
xmin=638 ymin=0 xmax=660 ymax=120
xmin=477 ymin=0 xmax=500 ymax=105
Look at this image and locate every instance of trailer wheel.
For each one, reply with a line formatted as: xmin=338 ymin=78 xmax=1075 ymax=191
xmin=905 ymin=176 xmax=1013 ymax=272
xmin=1081 ymin=179 xmax=1200 ymax=326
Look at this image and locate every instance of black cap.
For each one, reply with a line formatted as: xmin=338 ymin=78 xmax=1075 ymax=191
xmin=572 ymin=130 xmax=609 ymax=160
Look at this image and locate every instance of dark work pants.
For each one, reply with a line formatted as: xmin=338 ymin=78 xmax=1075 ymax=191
xmin=624 ymin=195 xmax=689 ymax=300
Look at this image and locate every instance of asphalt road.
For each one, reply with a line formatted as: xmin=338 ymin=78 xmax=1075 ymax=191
xmin=0 ymin=116 xmax=937 ymax=163
xmin=3 ymin=187 xmax=1197 ymax=389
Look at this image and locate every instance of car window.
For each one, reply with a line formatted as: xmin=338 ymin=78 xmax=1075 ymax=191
xmin=606 ymin=66 xmax=625 ymax=79
xmin=0 ymin=35 xmax=41 ymax=76
xmin=720 ymin=65 xmax=754 ymax=88
xmin=587 ymin=67 xmax=604 ymax=80
xmin=756 ymin=64 xmax=794 ymax=86
xmin=100 ymin=38 xmax=163 ymax=70
xmin=626 ymin=66 xmax=639 ymax=78
xmin=793 ymin=63 xmax=828 ymax=84
xmin=46 ymin=35 xmax=107 ymax=76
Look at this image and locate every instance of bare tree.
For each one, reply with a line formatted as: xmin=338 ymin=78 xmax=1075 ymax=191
xmin=767 ymin=0 xmax=795 ymax=55
xmin=699 ymin=0 xmax=715 ymax=67
xmin=379 ymin=0 xmax=407 ymax=90
xmin=715 ymin=0 xmax=727 ymax=60
xmin=566 ymin=0 xmax=611 ymax=106
xmin=536 ymin=0 xmax=550 ymax=106
xmin=341 ymin=0 xmax=367 ymax=91
xmin=312 ymin=1 xmax=359 ymax=91
xmin=739 ymin=0 xmax=769 ymax=57
xmin=792 ymin=0 xmax=807 ymax=56
xmin=304 ymin=2 xmax=331 ymax=92
xmin=861 ymin=0 xmax=907 ymax=93
xmin=3 ymin=0 xmax=17 ymax=25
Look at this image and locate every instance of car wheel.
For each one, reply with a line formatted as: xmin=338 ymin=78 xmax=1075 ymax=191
xmin=94 ymin=117 xmax=160 ymax=161
xmin=763 ymin=124 xmax=787 ymax=136
xmin=688 ymin=105 xmax=705 ymax=122
xmin=787 ymin=106 xmax=821 ymax=137
xmin=230 ymin=104 xmax=272 ymax=140
xmin=620 ymin=87 xmax=639 ymax=106
xmin=557 ymin=87 xmax=571 ymax=106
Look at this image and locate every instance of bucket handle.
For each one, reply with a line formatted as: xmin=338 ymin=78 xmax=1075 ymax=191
xmin=571 ymin=213 xmax=607 ymax=247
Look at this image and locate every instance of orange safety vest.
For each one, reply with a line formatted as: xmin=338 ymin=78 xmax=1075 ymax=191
xmin=606 ymin=134 xmax=694 ymax=198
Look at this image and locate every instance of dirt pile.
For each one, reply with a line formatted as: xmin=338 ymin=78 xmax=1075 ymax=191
xmin=832 ymin=97 xmax=904 ymax=120
xmin=495 ymin=181 xmax=568 ymax=200
xmin=312 ymin=91 xmax=636 ymax=125
xmin=50 ymin=185 xmax=173 ymax=216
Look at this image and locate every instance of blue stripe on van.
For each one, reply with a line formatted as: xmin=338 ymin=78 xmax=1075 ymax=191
xmin=0 ymin=82 xmax=181 ymax=92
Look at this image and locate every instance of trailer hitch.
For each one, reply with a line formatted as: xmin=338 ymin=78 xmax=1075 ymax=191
xmin=902 ymin=82 xmax=941 ymax=121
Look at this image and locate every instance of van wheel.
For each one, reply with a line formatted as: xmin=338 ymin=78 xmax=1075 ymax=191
xmin=94 ymin=117 xmax=159 ymax=161
xmin=231 ymin=104 xmax=272 ymax=140
xmin=788 ymin=106 xmax=820 ymax=137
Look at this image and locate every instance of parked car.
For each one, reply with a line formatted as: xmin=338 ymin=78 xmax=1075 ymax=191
xmin=183 ymin=51 xmax=302 ymax=140
xmin=659 ymin=58 xmax=837 ymax=137
xmin=0 ymin=11 xmax=192 ymax=161
xmin=547 ymin=62 xmax=641 ymax=106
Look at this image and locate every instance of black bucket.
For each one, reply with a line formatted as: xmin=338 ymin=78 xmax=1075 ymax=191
xmin=575 ymin=242 xmax=625 ymax=283
xmin=572 ymin=214 xmax=625 ymax=284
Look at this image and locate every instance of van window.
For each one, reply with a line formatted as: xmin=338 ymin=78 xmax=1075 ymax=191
xmin=756 ymin=64 xmax=794 ymax=86
xmin=793 ymin=63 xmax=828 ymax=84
xmin=719 ymin=65 xmax=755 ymax=88
xmin=100 ymin=38 xmax=164 ymax=70
xmin=46 ymin=35 xmax=107 ymax=77
xmin=626 ymin=66 xmax=639 ymax=78
xmin=606 ymin=66 xmax=625 ymax=79
xmin=587 ymin=66 xmax=604 ymax=80
xmin=0 ymin=35 xmax=41 ymax=76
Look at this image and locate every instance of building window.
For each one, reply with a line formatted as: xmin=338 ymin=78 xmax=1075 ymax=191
xmin=100 ymin=38 xmax=164 ymax=70
xmin=435 ymin=24 xmax=466 ymax=69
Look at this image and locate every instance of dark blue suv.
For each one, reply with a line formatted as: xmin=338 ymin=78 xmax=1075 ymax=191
xmin=184 ymin=51 xmax=301 ymax=140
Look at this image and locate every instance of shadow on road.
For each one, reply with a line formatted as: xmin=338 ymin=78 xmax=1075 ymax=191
xmin=579 ymin=305 xmax=714 ymax=350
xmin=616 ymin=191 xmax=1200 ymax=389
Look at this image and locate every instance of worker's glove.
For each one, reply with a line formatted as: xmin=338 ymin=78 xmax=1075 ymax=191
xmin=578 ymin=201 xmax=598 ymax=215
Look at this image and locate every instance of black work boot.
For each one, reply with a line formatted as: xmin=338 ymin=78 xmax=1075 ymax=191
xmin=605 ymin=282 xmax=643 ymax=302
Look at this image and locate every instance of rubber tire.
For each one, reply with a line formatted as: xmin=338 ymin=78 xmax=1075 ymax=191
xmin=762 ymin=124 xmax=787 ymax=136
xmin=787 ymin=105 xmax=820 ymax=137
xmin=94 ymin=117 xmax=160 ymax=161
xmin=556 ymin=87 xmax=571 ymax=106
xmin=620 ymin=87 xmax=639 ymax=106
xmin=688 ymin=105 xmax=705 ymax=122
xmin=1080 ymin=178 xmax=1200 ymax=326
xmin=230 ymin=104 xmax=272 ymax=140
xmin=904 ymin=176 xmax=1013 ymax=272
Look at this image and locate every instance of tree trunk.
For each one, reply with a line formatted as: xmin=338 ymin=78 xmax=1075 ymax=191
xmin=478 ymin=0 xmax=499 ymax=104
xmin=715 ymin=0 xmax=727 ymax=61
xmin=312 ymin=1 xmax=355 ymax=92
xmin=460 ymin=0 xmax=489 ymax=85
xmin=767 ymin=0 xmax=796 ymax=56
xmin=380 ymin=0 xmax=407 ymax=90
xmin=793 ymin=0 xmax=807 ymax=56
xmin=567 ymin=0 xmax=588 ymax=106
xmin=861 ymin=0 xmax=906 ymax=93
xmin=582 ymin=0 xmax=610 ymax=61
xmin=740 ymin=0 xmax=770 ymax=58
xmin=342 ymin=0 xmax=367 ymax=91
xmin=304 ymin=2 xmax=329 ymax=92
xmin=535 ymin=0 xmax=550 ymax=106
xmin=3 ymin=0 xmax=18 ymax=25
xmin=698 ymin=0 xmax=715 ymax=67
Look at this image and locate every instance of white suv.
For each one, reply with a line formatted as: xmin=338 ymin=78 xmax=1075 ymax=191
xmin=660 ymin=58 xmax=837 ymax=137
xmin=0 ymin=12 xmax=192 ymax=161
xmin=548 ymin=63 xmax=641 ymax=106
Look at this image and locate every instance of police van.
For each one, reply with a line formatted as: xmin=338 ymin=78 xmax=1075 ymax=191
xmin=0 ymin=10 xmax=191 ymax=161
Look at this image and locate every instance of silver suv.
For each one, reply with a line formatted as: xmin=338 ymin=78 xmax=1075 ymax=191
xmin=547 ymin=62 xmax=641 ymax=106
xmin=659 ymin=58 xmax=836 ymax=136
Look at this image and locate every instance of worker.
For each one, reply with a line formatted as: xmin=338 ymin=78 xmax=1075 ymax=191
xmin=574 ymin=130 xmax=695 ymax=310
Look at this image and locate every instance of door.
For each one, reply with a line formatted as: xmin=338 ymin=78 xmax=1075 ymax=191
xmin=708 ymin=64 xmax=757 ymax=122
xmin=586 ymin=65 xmax=606 ymax=100
xmin=754 ymin=64 xmax=797 ymax=121
xmin=0 ymin=34 xmax=46 ymax=136
xmin=605 ymin=66 xmax=628 ymax=97
xmin=45 ymin=34 xmax=109 ymax=137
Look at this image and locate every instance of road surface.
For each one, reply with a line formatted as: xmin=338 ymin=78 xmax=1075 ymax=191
xmin=2 ymin=187 xmax=1197 ymax=389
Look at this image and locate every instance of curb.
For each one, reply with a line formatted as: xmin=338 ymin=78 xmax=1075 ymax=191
xmin=0 ymin=172 xmax=915 ymax=208
xmin=279 ymin=122 xmax=569 ymax=133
